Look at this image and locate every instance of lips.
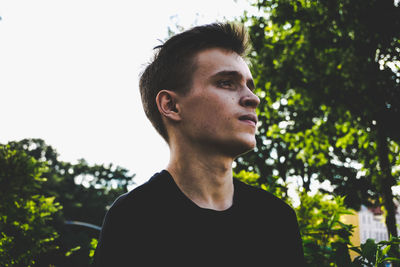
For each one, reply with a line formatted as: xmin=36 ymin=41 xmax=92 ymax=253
xmin=238 ymin=114 xmax=258 ymax=126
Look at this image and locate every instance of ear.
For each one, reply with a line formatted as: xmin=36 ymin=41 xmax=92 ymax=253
xmin=156 ymin=90 xmax=182 ymax=122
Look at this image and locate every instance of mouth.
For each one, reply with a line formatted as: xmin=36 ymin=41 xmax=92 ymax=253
xmin=238 ymin=114 xmax=258 ymax=127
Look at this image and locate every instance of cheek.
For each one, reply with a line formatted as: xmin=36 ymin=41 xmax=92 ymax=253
xmin=184 ymin=92 xmax=236 ymax=133
xmin=204 ymin=112 xmax=235 ymax=137
xmin=193 ymin=105 xmax=230 ymax=133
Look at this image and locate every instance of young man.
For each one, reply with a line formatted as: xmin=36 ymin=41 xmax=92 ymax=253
xmin=94 ymin=23 xmax=305 ymax=266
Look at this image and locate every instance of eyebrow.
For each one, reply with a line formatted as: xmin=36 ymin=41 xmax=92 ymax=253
xmin=211 ymin=70 xmax=255 ymax=90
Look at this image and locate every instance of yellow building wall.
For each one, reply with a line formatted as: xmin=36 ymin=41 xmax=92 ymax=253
xmin=341 ymin=211 xmax=360 ymax=260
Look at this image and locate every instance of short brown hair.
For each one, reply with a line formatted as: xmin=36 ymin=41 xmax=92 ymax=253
xmin=139 ymin=22 xmax=249 ymax=142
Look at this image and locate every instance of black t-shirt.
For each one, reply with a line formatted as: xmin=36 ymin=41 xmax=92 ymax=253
xmin=94 ymin=170 xmax=305 ymax=266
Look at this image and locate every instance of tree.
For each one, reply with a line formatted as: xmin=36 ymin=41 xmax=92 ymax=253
xmin=2 ymin=139 xmax=136 ymax=266
xmin=0 ymin=145 xmax=62 ymax=266
xmin=239 ymin=0 xmax=400 ymax=240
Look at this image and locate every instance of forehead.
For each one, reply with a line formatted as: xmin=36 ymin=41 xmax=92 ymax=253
xmin=193 ymin=48 xmax=252 ymax=80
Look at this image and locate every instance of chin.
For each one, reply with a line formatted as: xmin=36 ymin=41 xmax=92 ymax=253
xmin=228 ymin=137 xmax=257 ymax=157
xmin=239 ymin=142 xmax=256 ymax=155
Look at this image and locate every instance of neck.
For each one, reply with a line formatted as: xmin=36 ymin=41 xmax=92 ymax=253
xmin=166 ymin=145 xmax=234 ymax=211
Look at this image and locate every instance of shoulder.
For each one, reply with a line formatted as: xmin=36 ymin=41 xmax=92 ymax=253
xmin=94 ymin=173 xmax=169 ymax=266
xmin=233 ymin=178 xmax=295 ymax=216
xmin=107 ymin=170 xmax=170 ymax=216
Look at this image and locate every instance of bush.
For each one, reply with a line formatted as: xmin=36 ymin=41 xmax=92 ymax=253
xmin=0 ymin=145 xmax=62 ymax=266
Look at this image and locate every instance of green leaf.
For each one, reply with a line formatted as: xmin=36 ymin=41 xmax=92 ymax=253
xmin=65 ymin=246 xmax=81 ymax=257
xmin=382 ymin=245 xmax=391 ymax=255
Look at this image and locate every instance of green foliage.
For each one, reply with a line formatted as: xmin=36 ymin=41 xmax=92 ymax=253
xmin=236 ymin=169 xmax=400 ymax=265
xmin=294 ymin=191 xmax=400 ymax=266
xmin=1 ymin=139 xmax=135 ymax=266
xmin=351 ymin=237 xmax=400 ymax=266
xmin=234 ymin=169 xmax=260 ymax=187
xmin=239 ymin=0 xmax=400 ymax=239
xmin=234 ymin=169 xmax=289 ymax=202
xmin=65 ymin=246 xmax=81 ymax=257
xmin=0 ymin=145 xmax=62 ymax=266
xmin=88 ymin=238 xmax=98 ymax=265
xmin=89 ymin=238 xmax=98 ymax=258
xmin=295 ymin=192 xmax=354 ymax=266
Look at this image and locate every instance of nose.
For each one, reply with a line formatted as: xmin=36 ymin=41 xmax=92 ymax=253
xmin=240 ymin=90 xmax=260 ymax=109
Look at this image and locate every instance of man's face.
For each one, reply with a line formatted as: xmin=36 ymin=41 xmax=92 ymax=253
xmin=177 ymin=48 xmax=260 ymax=157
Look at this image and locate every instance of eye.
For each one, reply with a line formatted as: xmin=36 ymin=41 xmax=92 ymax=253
xmin=217 ymin=80 xmax=234 ymax=88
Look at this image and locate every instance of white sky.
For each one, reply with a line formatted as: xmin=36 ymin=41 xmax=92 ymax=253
xmin=0 ymin=0 xmax=257 ymax=187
